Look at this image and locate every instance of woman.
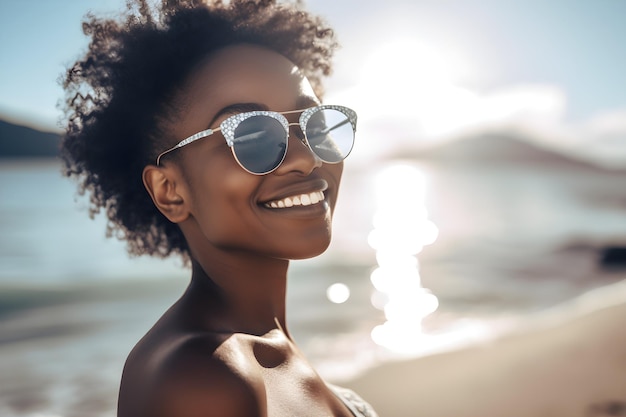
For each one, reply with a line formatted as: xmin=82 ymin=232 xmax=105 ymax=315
xmin=61 ymin=0 xmax=376 ymax=416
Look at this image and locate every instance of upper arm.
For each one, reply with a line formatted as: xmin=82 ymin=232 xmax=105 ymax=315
xmin=119 ymin=335 xmax=266 ymax=417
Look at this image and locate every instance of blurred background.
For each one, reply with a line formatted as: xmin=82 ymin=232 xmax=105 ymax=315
xmin=1 ymin=1 xmax=626 ymax=416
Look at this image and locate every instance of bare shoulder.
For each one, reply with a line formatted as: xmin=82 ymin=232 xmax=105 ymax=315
xmin=118 ymin=332 xmax=265 ymax=417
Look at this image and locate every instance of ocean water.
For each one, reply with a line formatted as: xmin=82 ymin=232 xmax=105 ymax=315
xmin=1 ymin=157 xmax=625 ymax=417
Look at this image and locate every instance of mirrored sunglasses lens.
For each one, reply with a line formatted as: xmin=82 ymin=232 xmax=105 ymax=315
xmin=305 ymin=109 xmax=354 ymax=163
xmin=232 ymin=116 xmax=287 ymax=174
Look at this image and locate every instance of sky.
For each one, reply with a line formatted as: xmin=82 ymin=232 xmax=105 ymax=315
xmin=1 ymin=0 xmax=625 ymax=164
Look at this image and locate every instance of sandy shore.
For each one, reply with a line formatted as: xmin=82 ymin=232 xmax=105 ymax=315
xmin=347 ymin=279 xmax=626 ymax=417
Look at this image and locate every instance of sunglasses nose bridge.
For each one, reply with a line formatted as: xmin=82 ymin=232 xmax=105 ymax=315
xmin=286 ymin=121 xmax=306 ymax=142
xmin=272 ymin=123 xmax=321 ymax=175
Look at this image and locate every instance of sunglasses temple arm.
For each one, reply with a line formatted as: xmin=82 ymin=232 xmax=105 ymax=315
xmin=156 ymin=148 xmax=174 ymax=166
xmin=155 ymin=128 xmax=218 ymax=166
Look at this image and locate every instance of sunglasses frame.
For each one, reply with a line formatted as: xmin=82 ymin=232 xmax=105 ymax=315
xmin=155 ymin=105 xmax=357 ymax=175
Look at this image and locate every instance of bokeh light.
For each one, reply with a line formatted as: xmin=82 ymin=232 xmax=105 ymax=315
xmin=326 ymin=282 xmax=351 ymax=304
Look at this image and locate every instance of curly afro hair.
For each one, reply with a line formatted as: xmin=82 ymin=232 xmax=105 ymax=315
xmin=60 ymin=0 xmax=338 ymax=261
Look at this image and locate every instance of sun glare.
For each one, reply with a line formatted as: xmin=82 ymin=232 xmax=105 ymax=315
xmin=361 ymin=38 xmax=465 ymax=86
xmin=367 ymin=163 xmax=440 ymax=354
xmin=341 ymin=36 xmax=569 ymax=150
xmin=356 ymin=37 xmax=478 ymax=138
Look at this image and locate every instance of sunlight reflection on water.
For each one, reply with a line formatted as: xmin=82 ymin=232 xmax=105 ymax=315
xmin=367 ymin=163 xmax=440 ymax=353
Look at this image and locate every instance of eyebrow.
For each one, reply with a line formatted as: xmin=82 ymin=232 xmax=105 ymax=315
xmin=207 ymin=103 xmax=268 ymax=127
xmin=207 ymin=96 xmax=320 ymax=128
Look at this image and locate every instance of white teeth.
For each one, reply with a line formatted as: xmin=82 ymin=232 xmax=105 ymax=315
xmin=264 ymin=191 xmax=325 ymax=209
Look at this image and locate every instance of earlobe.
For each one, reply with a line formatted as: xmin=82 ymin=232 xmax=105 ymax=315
xmin=142 ymin=165 xmax=189 ymax=223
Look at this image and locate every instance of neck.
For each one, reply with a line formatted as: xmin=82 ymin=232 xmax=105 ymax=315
xmin=185 ymin=250 xmax=291 ymax=337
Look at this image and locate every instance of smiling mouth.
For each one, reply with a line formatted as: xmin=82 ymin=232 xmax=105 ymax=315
xmin=263 ymin=191 xmax=325 ymax=209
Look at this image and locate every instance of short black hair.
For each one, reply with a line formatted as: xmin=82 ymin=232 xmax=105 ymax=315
xmin=60 ymin=0 xmax=338 ymax=260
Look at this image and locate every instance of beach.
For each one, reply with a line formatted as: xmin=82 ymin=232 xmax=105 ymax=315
xmin=347 ymin=279 xmax=626 ymax=417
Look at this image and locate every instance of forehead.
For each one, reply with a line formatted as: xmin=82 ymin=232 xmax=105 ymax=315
xmin=181 ymin=44 xmax=319 ymax=112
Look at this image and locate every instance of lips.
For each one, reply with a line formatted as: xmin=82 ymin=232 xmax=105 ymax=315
xmin=264 ymin=191 xmax=325 ymax=209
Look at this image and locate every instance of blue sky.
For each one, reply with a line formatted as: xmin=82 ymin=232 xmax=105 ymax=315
xmin=1 ymin=0 xmax=625 ymax=164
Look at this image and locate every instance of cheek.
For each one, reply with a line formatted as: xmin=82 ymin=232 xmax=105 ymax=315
xmin=201 ymin=177 xmax=254 ymax=220
xmin=331 ymin=162 xmax=344 ymax=182
xmin=191 ymin=189 xmax=253 ymax=249
xmin=183 ymin=156 xmax=259 ymax=240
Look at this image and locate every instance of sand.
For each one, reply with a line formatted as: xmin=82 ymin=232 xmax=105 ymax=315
xmin=347 ymin=279 xmax=626 ymax=417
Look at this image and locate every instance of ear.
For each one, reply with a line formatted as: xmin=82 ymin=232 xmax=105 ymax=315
xmin=142 ymin=164 xmax=189 ymax=223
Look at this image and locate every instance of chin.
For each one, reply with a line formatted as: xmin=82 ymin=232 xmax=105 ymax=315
xmin=282 ymin=237 xmax=332 ymax=260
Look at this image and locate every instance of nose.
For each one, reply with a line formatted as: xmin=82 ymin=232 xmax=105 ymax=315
xmin=273 ymin=124 xmax=322 ymax=176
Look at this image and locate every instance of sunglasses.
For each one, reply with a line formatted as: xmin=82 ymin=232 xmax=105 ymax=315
xmin=156 ymin=105 xmax=357 ymax=175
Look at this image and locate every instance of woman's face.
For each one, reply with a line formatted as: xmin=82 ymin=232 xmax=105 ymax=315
xmin=169 ymin=44 xmax=343 ymax=260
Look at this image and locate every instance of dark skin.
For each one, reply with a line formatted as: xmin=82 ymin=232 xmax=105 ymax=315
xmin=118 ymin=45 xmax=353 ymax=417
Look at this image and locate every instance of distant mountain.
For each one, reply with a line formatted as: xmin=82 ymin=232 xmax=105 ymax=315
xmin=394 ymin=132 xmax=626 ymax=174
xmin=0 ymin=119 xmax=61 ymax=158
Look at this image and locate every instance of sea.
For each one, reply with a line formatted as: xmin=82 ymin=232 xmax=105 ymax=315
xmin=1 ymin=150 xmax=625 ymax=417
